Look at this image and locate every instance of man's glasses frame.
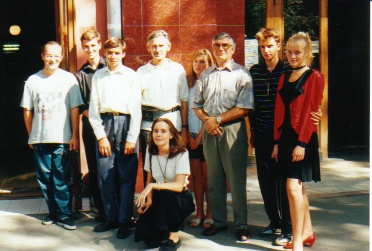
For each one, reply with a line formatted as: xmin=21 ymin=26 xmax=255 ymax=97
xmin=213 ymin=43 xmax=232 ymax=50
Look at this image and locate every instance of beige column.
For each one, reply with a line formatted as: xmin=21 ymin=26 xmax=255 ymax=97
xmin=319 ymin=0 xmax=329 ymax=158
xmin=266 ymin=0 xmax=284 ymax=59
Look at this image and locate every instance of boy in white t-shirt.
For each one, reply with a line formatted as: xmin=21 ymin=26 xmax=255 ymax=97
xmin=20 ymin=41 xmax=83 ymax=230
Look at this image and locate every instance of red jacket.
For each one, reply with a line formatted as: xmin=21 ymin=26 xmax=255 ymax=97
xmin=274 ymin=70 xmax=324 ymax=144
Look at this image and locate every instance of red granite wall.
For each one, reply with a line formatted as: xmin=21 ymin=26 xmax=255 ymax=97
xmin=122 ymin=0 xmax=245 ymax=72
xmin=74 ymin=0 xmax=245 ymax=192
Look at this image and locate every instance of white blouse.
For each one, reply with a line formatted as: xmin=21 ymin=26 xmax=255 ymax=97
xmin=144 ymin=148 xmax=190 ymax=186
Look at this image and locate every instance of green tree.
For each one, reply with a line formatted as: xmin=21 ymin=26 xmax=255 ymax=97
xmin=245 ymin=0 xmax=265 ymax=38
xmin=284 ymin=0 xmax=319 ymax=39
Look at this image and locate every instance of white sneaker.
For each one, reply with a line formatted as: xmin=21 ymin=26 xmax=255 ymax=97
xmin=275 ymin=233 xmax=292 ymax=246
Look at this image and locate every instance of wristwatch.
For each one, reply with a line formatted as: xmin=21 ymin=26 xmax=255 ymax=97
xmin=216 ymin=116 xmax=222 ymax=124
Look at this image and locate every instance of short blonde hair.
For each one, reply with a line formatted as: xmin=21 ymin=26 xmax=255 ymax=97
xmin=255 ymin=28 xmax=280 ymax=43
xmin=80 ymin=28 xmax=101 ymax=43
xmin=41 ymin=41 xmax=63 ymax=55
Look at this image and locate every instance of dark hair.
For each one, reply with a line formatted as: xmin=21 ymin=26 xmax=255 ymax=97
xmin=104 ymin=37 xmax=126 ymax=52
xmin=148 ymin=118 xmax=186 ymax=158
xmin=41 ymin=41 xmax=63 ymax=55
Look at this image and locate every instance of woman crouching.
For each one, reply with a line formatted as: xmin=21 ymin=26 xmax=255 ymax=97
xmin=135 ymin=118 xmax=195 ymax=250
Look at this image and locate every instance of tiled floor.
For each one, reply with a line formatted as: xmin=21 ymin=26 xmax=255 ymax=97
xmin=0 ymin=198 xmax=90 ymax=214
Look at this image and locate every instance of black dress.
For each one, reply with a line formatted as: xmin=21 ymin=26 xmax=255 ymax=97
xmin=278 ymin=70 xmax=321 ymax=182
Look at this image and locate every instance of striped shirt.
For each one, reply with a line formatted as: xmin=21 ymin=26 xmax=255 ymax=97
xmin=249 ymin=60 xmax=290 ymax=133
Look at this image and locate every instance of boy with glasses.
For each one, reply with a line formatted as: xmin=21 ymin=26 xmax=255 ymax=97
xmin=21 ymin=41 xmax=83 ymax=230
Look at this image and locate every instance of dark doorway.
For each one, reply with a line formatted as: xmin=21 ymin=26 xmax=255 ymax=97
xmin=0 ymin=0 xmax=56 ymax=192
xmin=328 ymin=0 xmax=370 ymax=160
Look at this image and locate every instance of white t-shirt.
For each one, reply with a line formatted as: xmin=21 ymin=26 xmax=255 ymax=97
xmin=137 ymin=59 xmax=189 ymax=131
xmin=20 ymin=68 xmax=83 ymax=144
xmin=144 ymin=148 xmax=190 ymax=186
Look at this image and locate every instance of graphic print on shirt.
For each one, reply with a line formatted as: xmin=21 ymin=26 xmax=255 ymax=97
xmin=37 ymin=92 xmax=63 ymax=120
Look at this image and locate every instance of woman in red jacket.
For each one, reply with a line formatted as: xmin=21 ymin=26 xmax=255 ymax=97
xmin=271 ymin=32 xmax=324 ymax=251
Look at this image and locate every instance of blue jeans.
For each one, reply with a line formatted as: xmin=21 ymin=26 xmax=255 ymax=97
xmin=33 ymin=144 xmax=72 ymax=219
xmin=97 ymin=114 xmax=138 ymax=223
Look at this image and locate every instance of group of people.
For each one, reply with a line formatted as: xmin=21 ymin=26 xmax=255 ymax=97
xmin=20 ymin=26 xmax=324 ymax=251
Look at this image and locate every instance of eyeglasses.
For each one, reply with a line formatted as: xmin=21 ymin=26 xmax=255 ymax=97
xmin=44 ymin=55 xmax=62 ymax=60
xmin=213 ymin=43 xmax=232 ymax=50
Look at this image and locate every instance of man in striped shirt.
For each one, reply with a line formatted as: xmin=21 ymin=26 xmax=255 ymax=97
xmin=249 ymin=28 xmax=291 ymax=246
xmin=249 ymin=28 xmax=322 ymax=246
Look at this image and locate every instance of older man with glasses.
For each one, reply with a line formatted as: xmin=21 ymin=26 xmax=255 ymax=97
xmin=192 ymin=32 xmax=253 ymax=242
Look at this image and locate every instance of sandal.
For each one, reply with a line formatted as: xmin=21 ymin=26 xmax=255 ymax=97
xmin=189 ymin=218 xmax=203 ymax=228
xmin=203 ymin=219 xmax=214 ymax=229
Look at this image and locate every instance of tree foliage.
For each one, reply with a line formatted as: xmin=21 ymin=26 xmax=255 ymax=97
xmin=245 ymin=0 xmax=319 ymax=40
xmin=284 ymin=0 xmax=319 ymax=39
xmin=245 ymin=0 xmax=265 ymax=38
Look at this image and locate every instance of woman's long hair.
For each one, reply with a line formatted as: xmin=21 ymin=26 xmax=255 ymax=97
xmin=187 ymin=49 xmax=214 ymax=88
xmin=148 ymin=118 xmax=186 ymax=158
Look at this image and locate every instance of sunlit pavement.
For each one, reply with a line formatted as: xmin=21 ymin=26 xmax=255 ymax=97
xmin=0 ymin=158 xmax=369 ymax=251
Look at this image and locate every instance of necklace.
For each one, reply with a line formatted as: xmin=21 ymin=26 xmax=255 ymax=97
xmin=157 ymin=155 xmax=168 ymax=183
xmin=265 ymin=78 xmax=271 ymax=96
xmin=292 ymin=65 xmax=307 ymax=70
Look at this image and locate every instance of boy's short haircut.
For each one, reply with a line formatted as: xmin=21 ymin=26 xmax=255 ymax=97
xmin=255 ymin=28 xmax=280 ymax=43
xmin=104 ymin=37 xmax=126 ymax=52
xmin=41 ymin=41 xmax=63 ymax=55
xmin=80 ymin=28 xmax=101 ymax=43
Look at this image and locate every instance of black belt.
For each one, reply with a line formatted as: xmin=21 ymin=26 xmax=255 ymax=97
xmin=163 ymin=106 xmax=180 ymax=113
xmin=101 ymin=112 xmax=127 ymax=116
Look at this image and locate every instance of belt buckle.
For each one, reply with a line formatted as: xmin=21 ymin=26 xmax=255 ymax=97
xmin=112 ymin=112 xmax=119 ymax=116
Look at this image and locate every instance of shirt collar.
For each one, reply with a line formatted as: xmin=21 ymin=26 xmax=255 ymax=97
xmin=103 ymin=64 xmax=126 ymax=74
xmin=82 ymin=57 xmax=106 ymax=70
xmin=146 ymin=58 xmax=172 ymax=69
xmin=212 ymin=59 xmax=235 ymax=72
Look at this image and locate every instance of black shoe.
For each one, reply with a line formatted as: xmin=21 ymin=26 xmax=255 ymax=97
xmin=260 ymin=223 xmax=279 ymax=237
xmin=94 ymin=214 xmax=106 ymax=223
xmin=117 ymin=222 xmax=131 ymax=239
xmin=57 ymin=217 xmax=76 ymax=230
xmin=128 ymin=217 xmax=136 ymax=229
xmin=160 ymin=239 xmax=181 ymax=250
xmin=144 ymin=240 xmax=160 ymax=249
xmin=202 ymin=224 xmax=228 ymax=236
xmin=236 ymin=228 xmax=250 ymax=242
xmin=42 ymin=214 xmax=57 ymax=225
xmin=93 ymin=220 xmax=119 ymax=232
